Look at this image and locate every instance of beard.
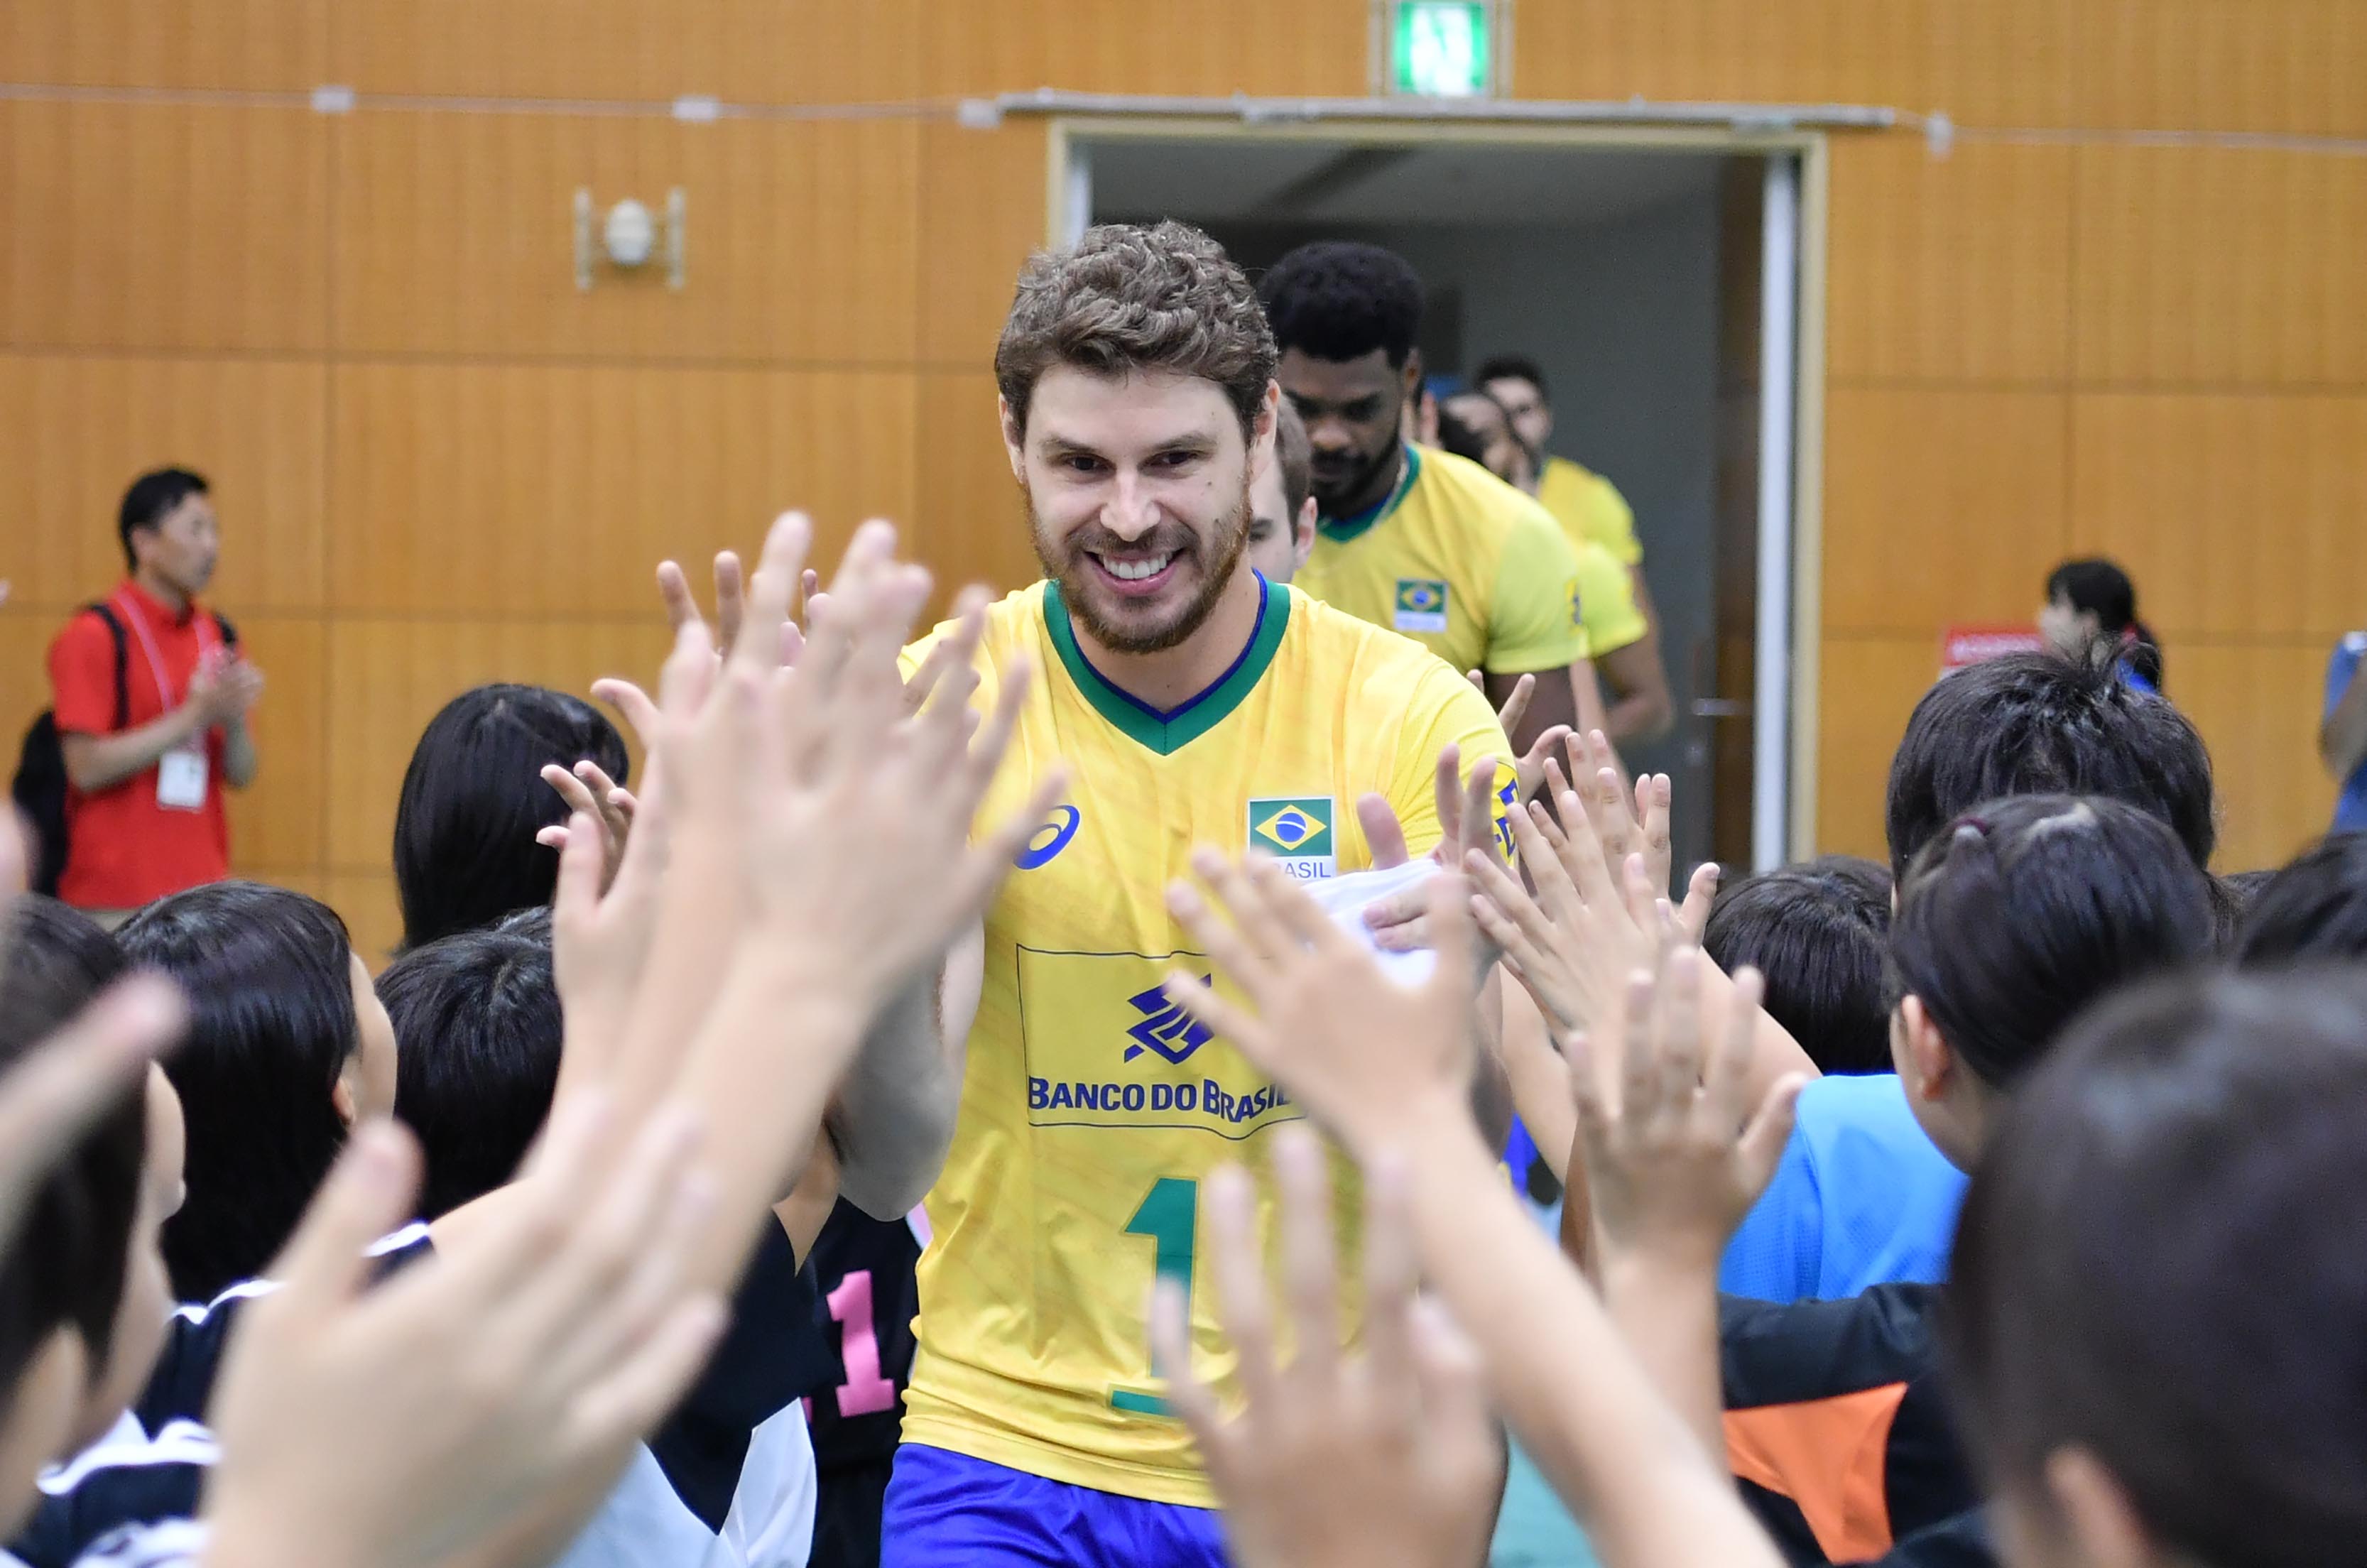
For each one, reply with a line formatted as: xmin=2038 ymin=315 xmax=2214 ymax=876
xmin=1310 ymin=435 xmax=1400 ymax=515
xmin=1027 ymin=475 xmax=1253 ymax=656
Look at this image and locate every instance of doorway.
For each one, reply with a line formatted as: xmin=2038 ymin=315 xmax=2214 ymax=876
xmin=1060 ymin=125 xmax=1815 ymax=876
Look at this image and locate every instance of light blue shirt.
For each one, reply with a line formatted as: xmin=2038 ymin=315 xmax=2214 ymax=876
xmin=1719 ymin=1074 xmax=1968 ymax=1302
xmin=2329 ymin=633 xmax=2367 ymax=833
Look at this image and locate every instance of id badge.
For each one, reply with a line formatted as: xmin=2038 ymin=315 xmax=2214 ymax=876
xmin=157 ymin=746 xmax=210 ymax=811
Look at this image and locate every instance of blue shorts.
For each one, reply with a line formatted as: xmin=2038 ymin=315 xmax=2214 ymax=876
xmin=879 ymin=1443 xmax=1227 ymax=1568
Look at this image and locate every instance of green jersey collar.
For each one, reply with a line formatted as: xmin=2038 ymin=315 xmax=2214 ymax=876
xmin=1043 ymin=573 xmax=1290 ymax=756
xmin=1317 ymin=445 xmax=1421 ymax=545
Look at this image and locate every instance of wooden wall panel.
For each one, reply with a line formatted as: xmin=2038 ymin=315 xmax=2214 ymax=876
xmin=0 ymin=356 xmax=327 ymax=614
xmin=918 ymin=121 xmax=1048 ymax=368
xmin=322 ymin=618 xmax=676 ymax=875
xmin=2071 ymin=0 xmax=2367 ymax=138
xmin=328 ymin=0 xmax=918 ymax=104
xmin=1813 ymin=634 xmax=1941 ymax=864
xmin=1822 ymin=387 xmax=2069 ymax=635
xmin=1513 ymin=0 xmax=2074 ymax=126
xmin=327 ymin=364 xmax=918 ymax=617
xmin=0 ymin=103 xmax=327 ymax=353
xmin=0 ymin=0 xmax=327 ymax=92
xmin=220 ymin=614 xmax=327 ymax=875
xmin=1826 ymin=138 xmax=2072 ymax=383
xmin=331 ymin=114 xmax=919 ymax=363
xmin=2174 ymin=644 xmax=2343 ymax=872
xmin=914 ymin=371 xmax=1038 ymax=604
xmin=2072 ymin=146 xmax=2367 ymax=388
xmin=2069 ymin=395 xmax=2367 ymax=643
xmin=920 ymin=0 xmax=1368 ymax=99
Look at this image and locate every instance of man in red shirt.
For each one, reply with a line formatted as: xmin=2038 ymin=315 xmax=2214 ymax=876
xmin=46 ymin=467 xmax=264 ymax=922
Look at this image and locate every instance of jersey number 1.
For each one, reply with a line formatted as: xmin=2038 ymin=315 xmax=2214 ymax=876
xmin=1109 ymin=1177 xmax=1197 ymax=1416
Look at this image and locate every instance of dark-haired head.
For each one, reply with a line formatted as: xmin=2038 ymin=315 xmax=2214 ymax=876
xmin=2232 ymin=832 xmax=2367 ymax=969
xmin=116 ymin=466 xmax=217 ymax=601
xmin=0 ymin=900 xmax=143 ymax=1398
xmin=2042 ymin=557 xmax=2163 ymax=690
xmin=394 ymin=684 xmax=629 ymax=952
xmin=1703 ymin=856 xmax=1893 ymax=1075
xmin=381 ymin=908 xmax=560 ymax=1220
xmin=1261 ymin=242 xmax=1425 ymax=517
xmin=1885 ymin=653 xmax=2214 ymax=883
xmin=120 ymin=882 xmax=393 ymax=1303
xmin=1475 ymin=353 xmax=1553 ymax=463
xmin=1949 ymin=967 xmax=2367 ymax=1568
xmin=1888 ymin=795 xmax=2215 ymax=1169
xmin=1259 ymin=241 xmax=1424 ymax=370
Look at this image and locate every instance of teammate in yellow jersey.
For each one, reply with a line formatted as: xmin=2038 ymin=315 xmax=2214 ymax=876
xmin=878 ymin=222 xmax=1517 ymax=1568
xmin=1479 ymin=354 xmax=1676 ymax=744
xmin=1258 ymin=242 xmax=1607 ymax=758
xmin=1444 ymin=381 xmax=1673 ymax=744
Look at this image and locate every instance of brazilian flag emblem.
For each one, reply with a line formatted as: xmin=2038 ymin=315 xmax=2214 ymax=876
xmin=1393 ymin=577 xmax=1449 ymax=633
xmin=1247 ymin=797 xmax=1336 ymax=864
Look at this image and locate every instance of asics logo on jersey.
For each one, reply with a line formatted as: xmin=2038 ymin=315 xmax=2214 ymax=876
xmin=1492 ymin=775 xmax=1518 ymax=862
xmin=1123 ymin=981 xmax=1213 ymax=1064
xmin=1567 ymin=577 xmax=1584 ymax=628
xmin=1014 ymin=805 xmax=1082 ymax=870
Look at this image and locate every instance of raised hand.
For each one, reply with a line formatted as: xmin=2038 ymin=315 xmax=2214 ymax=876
xmin=1461 ymin=774 xmax=1662 ymax=1039
xmin=1153 ymin=1130 xmax=1500 ymax=1568
xmin=1469 ymin=670 xmax=1571 ymax=805
xmin=202 ymin=1106 xmax=725 ymax=1568
xmin=1356 ymin=742 xmax=1505 ymax=954
xmin=1564 ymin=731 xmax=1720 ymax=939
xmin=1165 ymin=854 xmax=1482 ymax=1156
xmin=1571 ymin=951 xmax=1802 ymax=1271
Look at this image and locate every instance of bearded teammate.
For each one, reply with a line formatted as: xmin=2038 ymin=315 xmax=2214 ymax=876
xmin=1258 ymin=241 xmax=1606 ymax=757
xmin=878 ymin=222 xmax=1516 ymax=1567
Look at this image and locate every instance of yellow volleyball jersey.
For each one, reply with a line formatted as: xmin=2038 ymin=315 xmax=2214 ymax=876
xmin=1538 ymin=454 xmax=1645 ymax=567
xmin=1295 ymin=445 xmax=1590 ymax=678
xmin=898 ymin=576 xmax=1513 ymax=1506
xmin=1572 ymin=534 xmax=1649 ymax=658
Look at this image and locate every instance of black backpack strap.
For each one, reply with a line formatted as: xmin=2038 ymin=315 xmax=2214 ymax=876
xmin=210 ymin=610 xmax=238 ymax=650
xmin=82 ymin=603 xmax=129 ymax=732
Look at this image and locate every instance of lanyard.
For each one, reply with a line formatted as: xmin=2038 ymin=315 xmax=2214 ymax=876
xmin=112 ymin=592 xmax=214 ymax=713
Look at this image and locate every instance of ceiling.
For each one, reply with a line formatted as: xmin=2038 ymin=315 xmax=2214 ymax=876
xmin=1085 ymin=138 xmax=1724 ymax=229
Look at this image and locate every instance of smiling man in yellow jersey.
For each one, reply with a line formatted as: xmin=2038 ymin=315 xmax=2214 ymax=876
xmin=878 ymin=222 xmax=1515 ymax=1568
xmin=1258 ymin=242 xmax=1605 ymax=758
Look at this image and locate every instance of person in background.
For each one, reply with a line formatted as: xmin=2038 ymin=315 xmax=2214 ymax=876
xmin=393 ymin=683 xmax=629 ymax=953
xmin=1702 ymin=856 xmax=1894 ymax=1077
xmin=1474 ymin=355 xmax=1647 ymax=585
xmin=44 ymin=469 xmax=263 ymax=926
xmin=2233 ymin=832 xmax=2367 ymax=968
xmin=2040 ymin=557 xmax=2165 ymax=695
xmin=2322 ymin=630 xmax=2367 ymax=831
xmin=1260 ymin=241 xmax=1604 ymax=754
xmin=1440 ymin=391 xmax=1671 ymax=745
xmin=1244 ymin=398 xmax=1317 ymax=588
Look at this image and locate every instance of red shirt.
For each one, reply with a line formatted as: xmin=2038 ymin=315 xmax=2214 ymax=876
xmin=47 ymin=580 xmax=232 ymax=909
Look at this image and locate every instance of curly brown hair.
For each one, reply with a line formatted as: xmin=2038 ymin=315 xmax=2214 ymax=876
xmin=994 ymin=221 xmax=1276 ymax=442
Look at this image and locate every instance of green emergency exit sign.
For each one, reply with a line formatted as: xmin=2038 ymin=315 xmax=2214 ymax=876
xmin=1390 ymin=1 xmax=1494 ymax=97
